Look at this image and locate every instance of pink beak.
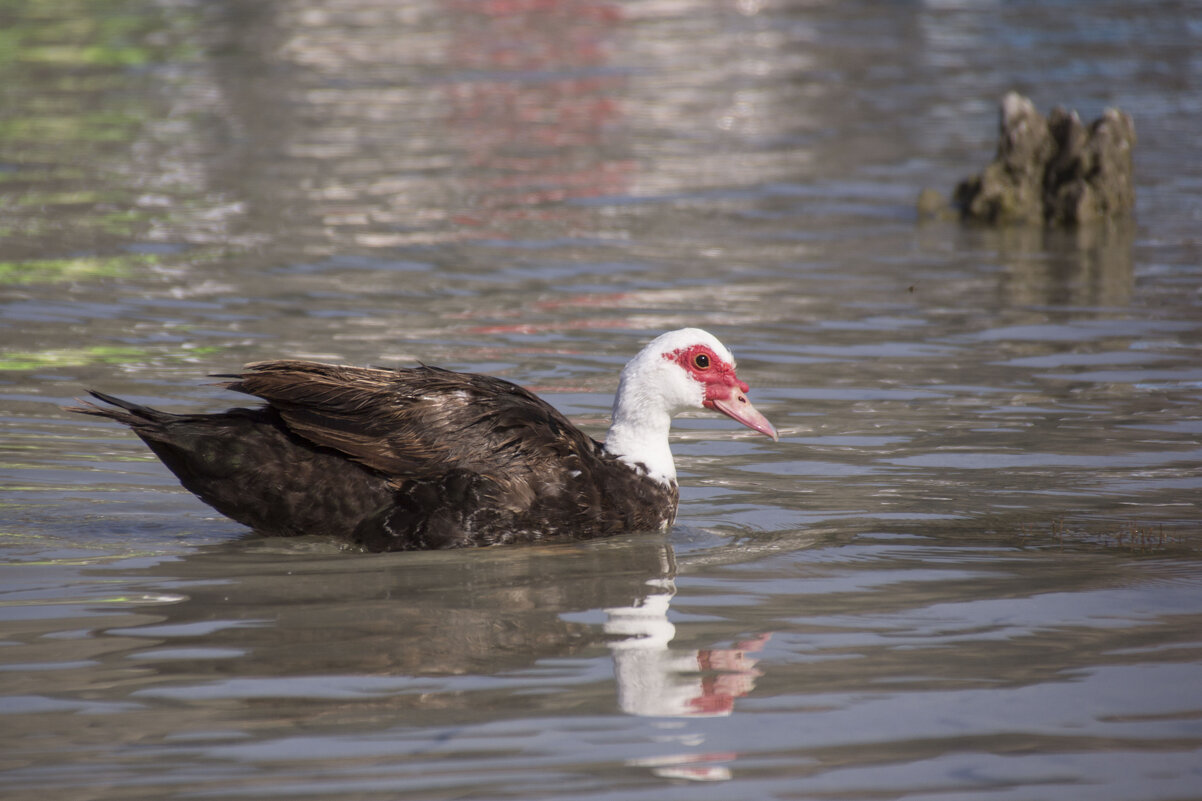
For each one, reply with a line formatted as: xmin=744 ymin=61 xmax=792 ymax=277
xmin=708 ymin=393 xmax=778 ymax=441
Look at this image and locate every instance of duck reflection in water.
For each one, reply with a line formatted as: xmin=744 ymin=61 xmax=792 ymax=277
xmin=117 ymin=535 xmax=768 ymax=713
xmin=604 ymin=572 xmax=770 ymax=783
xmin=108 ymin=534 xmax=769 ymax=782
xmin=606 ymin=579 xmax=769 ymax=718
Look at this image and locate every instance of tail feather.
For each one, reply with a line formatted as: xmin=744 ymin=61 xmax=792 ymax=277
xmin=65 ymin=391 xmax=175 ymax=427
xmin=65 ymin=387 xmax=397 ymax=539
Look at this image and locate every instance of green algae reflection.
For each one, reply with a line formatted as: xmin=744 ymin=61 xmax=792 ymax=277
xmin=0 ymin=253 xmax=158 ymax=285
xmin=0 ymin=344 xmax=222 ymax=371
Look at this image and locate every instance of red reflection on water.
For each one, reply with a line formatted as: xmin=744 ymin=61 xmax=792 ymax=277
xmin=689 ymin=632 xmax=772 ymax=716
xmin=442 ymin=0 xmax=633 ymax=233
xmin=464 ymin=317 xmax=637 ymax=335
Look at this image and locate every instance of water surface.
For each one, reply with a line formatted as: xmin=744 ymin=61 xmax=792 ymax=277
xmin=2 ymin=1 xmax=1201 ymax=799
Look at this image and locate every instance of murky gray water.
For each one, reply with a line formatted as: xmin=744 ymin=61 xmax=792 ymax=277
xmin=3 ymin=1 xmax=1201 ymax=798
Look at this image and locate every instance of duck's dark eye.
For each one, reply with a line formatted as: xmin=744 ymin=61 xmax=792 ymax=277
xmin=693 ymin=353 xmax=711 ymax=370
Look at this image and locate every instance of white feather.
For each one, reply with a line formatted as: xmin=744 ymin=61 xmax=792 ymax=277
xmin=603 ymin=328 xmax=734 ymax=486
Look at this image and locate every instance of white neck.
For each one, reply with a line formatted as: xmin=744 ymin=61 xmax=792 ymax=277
xmin=604 ymin=400 xmax=677 ymax=485
xmin=602 ymin=331 xmax=720 ymax=486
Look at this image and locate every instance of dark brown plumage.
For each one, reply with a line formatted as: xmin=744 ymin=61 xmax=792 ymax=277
xmin=71 ymin=362 xmax=677 ymax=551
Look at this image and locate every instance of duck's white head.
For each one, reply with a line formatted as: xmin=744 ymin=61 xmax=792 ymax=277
xmin=604 ymin=328 xmax=777 ymax=485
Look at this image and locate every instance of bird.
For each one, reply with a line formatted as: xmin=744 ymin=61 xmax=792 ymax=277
xmin=69 ymin=328 xmax=777 ymax=552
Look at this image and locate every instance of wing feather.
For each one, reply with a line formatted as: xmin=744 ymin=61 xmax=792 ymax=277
xmin=220 ymin=360 xmax=601 ymax=483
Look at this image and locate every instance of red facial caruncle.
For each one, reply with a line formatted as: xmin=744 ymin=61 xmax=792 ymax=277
xmin=663 ymin=345 xmax=776 ymax=440
xmin=664 ymin=345 xmax=747 ymax=403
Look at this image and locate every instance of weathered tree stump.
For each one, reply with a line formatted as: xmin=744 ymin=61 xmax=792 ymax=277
xmin=920 ymin=92 xmax=1136 ymax=226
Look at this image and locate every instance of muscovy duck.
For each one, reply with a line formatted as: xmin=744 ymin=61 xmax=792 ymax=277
xmin=69 ymin=328 xmax=777 ymax=551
